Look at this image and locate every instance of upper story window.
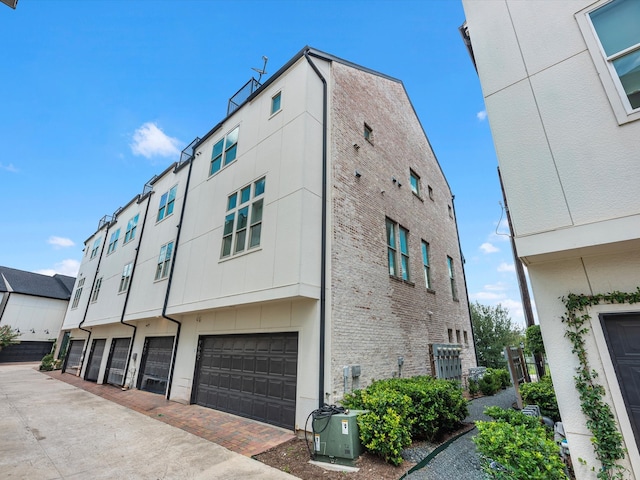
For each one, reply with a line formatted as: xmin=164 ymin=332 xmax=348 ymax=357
xmin=364 ymin=123 xmax=373 ymax=144
xmin=271 ymin=92 xmax=282 ymax=115
xmin=386 ymin=219 xmax=410 ymax=281
xmin=157 ymin=185 xmax=177 ymax=222
xmin=155 ymin=241 xmax=174 ymax=281
xmin=447 ymin=256 xmax=458 ymax=301
xmin=124 ymin=214 xmax=139 ymax=244
xmin=210 ymin=126 xmax=239 ymax=176
xmin=221 ymin=177 xmax=265 ymax=258
xmin=90 ymin=277 xmax=102 ymax=303
xmin=410 ymin=170 xmax=421 ymax=197
xmin=71 ymin=277 xmax=85 ymax=309
xmin=107 ymin=229 xmax=120 ymax=255
xmin=119 ymin=262 xmax=133 ymax=293
xmin=421 ymin=240 xmax=432 ymax=290
xmin=90 ymin=238 xmax=101 ymax=259
xmin=589 ymin=0 xmax=640 ymax=111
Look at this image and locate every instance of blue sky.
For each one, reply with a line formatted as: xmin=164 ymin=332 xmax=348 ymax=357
xmin=0 ymin=0 xmax=529 ymax=326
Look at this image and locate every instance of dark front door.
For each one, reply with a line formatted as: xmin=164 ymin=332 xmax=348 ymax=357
xmin=137 ymin=336 xmax=174 ymax=395
xmin=105 ymin=338 xmax=131 ymax=387
xmin=192 ymin=333 xmax=298 ymax=429
xmin=63 ymin=339 xmax=85 ymax=375
xmin=85 ymin=339 xmax=106 ymax=382
xmin=601 ymin=312 xmax=640 ymax=446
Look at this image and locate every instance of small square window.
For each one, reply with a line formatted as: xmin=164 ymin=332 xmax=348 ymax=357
xmin=364 ymin=123 xmax=373 ymax=144
xmin=271 ymin=92 xmax=281 ymax=115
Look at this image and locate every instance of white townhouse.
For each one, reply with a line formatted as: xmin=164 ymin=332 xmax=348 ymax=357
xmin=59 ymin=47 xmax=476 ymax=432
xmin=462 ymin=1 xmax=640 ymax=477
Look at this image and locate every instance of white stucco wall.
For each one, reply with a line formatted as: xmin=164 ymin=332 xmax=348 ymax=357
xmin=2 ymin=293 xmax=67 ymax=342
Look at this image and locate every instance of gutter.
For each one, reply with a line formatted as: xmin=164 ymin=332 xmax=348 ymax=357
xmin=304 ymin=49 xmax=329 ymax=408
xmin=161 ymin=156 xmax=195 ymax=400
xmin=77 ymin=223 xmax=111 ymax=376
xmin=118 ymin=191 xmax=153 ymax=387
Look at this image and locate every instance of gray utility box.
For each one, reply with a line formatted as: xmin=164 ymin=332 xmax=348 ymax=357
xmin=313 ymin=410 xmax=366 ymax=466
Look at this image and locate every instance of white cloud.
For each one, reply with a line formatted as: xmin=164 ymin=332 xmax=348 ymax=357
xmin=48 ymin=236 xmax=75 ymax=249
xmin=476 ymin=110 xmax=488 ymax=121
xmin=470 ymin=291 xmax=504 ymax=301
xmin=484 ymin=282 xmax=507 ymax=292
xmin=497 ymin=262 xmax=516 ymax=273
xmin=37 ymin=259 xmax=80 ymax=277
xmin=479 ymin=242 xmax=499 ymax=254
xmin=0 ymin=162 xmax=18 ymax=173
xmin=130 ymin=122 xmax=181 ymax=159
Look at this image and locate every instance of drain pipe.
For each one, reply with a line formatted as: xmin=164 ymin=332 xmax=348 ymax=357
xmin=118 ymin=192 xmax=153 ymax=387
xmin=162 ymin=157 xmax=195 ymax=400
xmin=77 ymin=222 xmax=111 ymax=376
xmin=451 ymin=195 xmax=479 ymax=366
xmin=304 ymin=49 xmax=328 ymax=409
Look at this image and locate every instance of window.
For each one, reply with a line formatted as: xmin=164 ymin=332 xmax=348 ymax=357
xmin=410 ymin=170 xmax=421 ymax=197
xmin=210 ymin=126 xmax=239 ymax=175
xmin=91 ymin=277 xmax=102 ymax=303
xmin=447 ymin=256 xmax=458 ymax=300
xmin=271 ymin=92 xmax=281 ymax=115
xmin=90 ymin=238 xmax=101 ymax=259
xmin=463 ymin=330 xmax=469 ymax=346
xmin=124 ymin=214 xmax=139 ymax=244
xmin=448 ymin=328 xmax=453 ymax=343
xmin=448 ymin=205 xmax=453 ymax=218
xmin=157 ymin=185 xmax=177 ymax=222
xmin=386 ymin=219 xmax=410 ymax=281
xmin=71 ymin=278 xmax=85 ymax=309
xmin=107 ymin=229 xmax=120 ymax=255
xmin=221 ymin=177 xmax=265 ymax=258
xmin=421 ymin=241 xmax=432 ymax=289
xmin=155 ymin=242 xmax=174 ymax=280
xmin=428 ymin=185 xmax=434 ymax=200
xmin=364 ymin=123 xmax=373 ymax=143
xmin=456 ymin=329 xmax=461 ymax=344
xmin=589 ymin=0 xmax=640 ymax=111
xmin=119 ymin=262 xmax=133 ymax=293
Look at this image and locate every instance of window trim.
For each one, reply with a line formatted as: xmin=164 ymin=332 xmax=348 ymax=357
xmin=270 ymin=91 xmax=282 ymax=116
xmin=107 ymin=228 xmax=120 ymax=255
xmin=124 ymin=214 xmax=139 ymax=244
xmin=576 ymin=0 xmax=640 ymax=124
xmin=155 ymin=241 xmax=174 ymax=281
xmin=220 ymin=177 xmax=265 ymax=259
xmin=71 ymin=277 xmax=85 ymax=309
xmin=410 ymin=170 xmax=421 ymax=198
xmin=157 ymin=185 xmax=178 ymax=223
xmin=210 ymin=126 xmax=240 ymax=176
xmin=421 ymin=240 xmax=432 ymax=290
xmin=91 ymin=277 xmax=102 ymax=303
xmin=90 ymin=238 xmax=101 ymax=260
xmin=386 ymin=218 xmax=411 ymax=282
xmin=119 ymin=262 xmax=133 ymax=293
xmin=364 ymin=123 xmax=373 ymax=144
xmin=447 ymin=255 xmax=458 ymax=301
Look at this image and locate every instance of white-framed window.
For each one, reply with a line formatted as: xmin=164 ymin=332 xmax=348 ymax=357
xmin=364 ymin=123 xmax=373 ymax=144
xmin=447 ymin=256 xmax=458 ymax=301
xmin=119 ymin=262 xmax=133 ymax=293
xmin=271 ymin=91 xmax=282 ymax=115
xmin=71 ymin=277 xmax=85 ymax=309
xmin=210 ymin=126 xmax=239 ymax=176
xmin=386 ymin=219 xmax=410 ymax=281
xmin=155 ymin=241 xmax=174 ymax=281
xmin=410 ymin=170 xmax=421 ymax=197
xmin=421 ymin=240 xmax=432 ymax=289
xmin=91 ymin=277 xmax=102 ymax=303
xmin=157 ymin=185 xmax=178 ymax=222
xmin=124 ymin=214 xmax=139 ymax=244
xmin=90 ymin=238 xmax=101 ymax=259
xmin=221 ymin=177 xmax=265 ymax=258
xmin=578 ymin=0 xmax=640 ymax=123
xmin=107 ymin=229 xmax=120 ymax=255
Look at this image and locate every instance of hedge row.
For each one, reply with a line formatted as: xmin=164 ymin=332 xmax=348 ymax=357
xmin=341 ymin=376 xmax=468 ymax=465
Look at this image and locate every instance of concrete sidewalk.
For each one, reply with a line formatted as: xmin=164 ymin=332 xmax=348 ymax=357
xmin=0 ymin=363 xmax=297 ymax=480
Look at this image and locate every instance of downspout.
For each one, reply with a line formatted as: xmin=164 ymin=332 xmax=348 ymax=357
xmin=450 ymin=195 xmax=479 ymax=366
xmin=162 ymin=157 xmax=195 ymax=400
xmin=304 ymin=49 xmax=328 ymax=408
xmin=119 ymin=192 xmax=153 ymax=387
xmin=77 ymin=223 xmax=111 ymax=375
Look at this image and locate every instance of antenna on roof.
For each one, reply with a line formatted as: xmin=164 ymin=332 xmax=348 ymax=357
xmin=252 ymin=56 xmax=268 ymax=83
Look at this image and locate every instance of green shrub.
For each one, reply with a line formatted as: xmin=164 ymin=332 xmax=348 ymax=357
xmin=39 ymin=353 xmax=61 ymax=371
xmin=474 ymin=420 xmax=567 ymax=479
xmin=468 ymin=378 xmax=479 ymax=398
xmin=487 ymin=368 xmax=511 ymax=389
xmin=520 ymin=376 xmax=560 ymax=422
xmin=483 ymin=406 xmax=541 ymax=429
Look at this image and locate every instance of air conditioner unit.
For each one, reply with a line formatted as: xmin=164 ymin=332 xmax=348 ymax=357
xmin=312 ymin=410 xmax=365 ymax=466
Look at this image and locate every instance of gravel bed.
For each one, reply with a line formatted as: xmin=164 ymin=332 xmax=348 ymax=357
xmin=402 ymin=387 xmax=517 ymax=479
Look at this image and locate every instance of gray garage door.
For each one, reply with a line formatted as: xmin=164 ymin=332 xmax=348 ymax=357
xmin=0 ymin=341 xmax=53 ymax=363
xmin=63 ymin=339 xmax=85 ymax=375
xmin=193 ymin=333 xmax=298 ymax=429
xmin=85 ymin=339 xmax=106 ymax=382
xmin=137 ymin=336 xmax=174 ymax=395
xmin=105 ymin=338 xmax=131 ymax=387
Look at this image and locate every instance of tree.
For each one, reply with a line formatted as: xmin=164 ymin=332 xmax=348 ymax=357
xmin=525 ymin=324 xmax=546 ymax=378
xmin=470 ymin=302 xmax=523 ymax=369
xmin=0 ymin=325 xmax=20 ymax=350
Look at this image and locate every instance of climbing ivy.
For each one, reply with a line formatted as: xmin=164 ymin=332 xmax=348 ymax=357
xmin=561 ymin=288 xmax=640 ymax=479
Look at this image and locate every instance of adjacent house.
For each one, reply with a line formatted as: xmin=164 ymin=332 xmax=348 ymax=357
xmin=0 ymin=266 xmax=75 ymax=362
xmin=58 ymin=47 xmax=476 ymax=432
xmin=462 ymin=1 xmax=640 ymax=477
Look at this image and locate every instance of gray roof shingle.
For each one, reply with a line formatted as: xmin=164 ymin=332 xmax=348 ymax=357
xmin=0 ymin=266 xmax=75 ymax=300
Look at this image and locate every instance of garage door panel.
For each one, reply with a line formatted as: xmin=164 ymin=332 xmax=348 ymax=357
xmin=194 ymin=332 xmax=298 ymax=429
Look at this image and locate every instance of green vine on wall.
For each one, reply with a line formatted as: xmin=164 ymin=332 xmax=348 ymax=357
xmin=561 ymin=288 xmax=640 ymax=479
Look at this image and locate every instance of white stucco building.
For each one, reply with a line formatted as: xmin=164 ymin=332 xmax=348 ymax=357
xmin=462 ymin=0 xmax=640 ymax=477
xmin=59 ymin=47 xmax=476 ymax=432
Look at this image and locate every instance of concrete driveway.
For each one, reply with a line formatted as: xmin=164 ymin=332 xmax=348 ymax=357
xmin=0 ymin=363 xmax=297 ymax=480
